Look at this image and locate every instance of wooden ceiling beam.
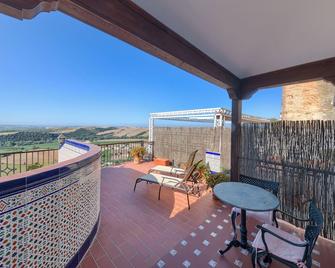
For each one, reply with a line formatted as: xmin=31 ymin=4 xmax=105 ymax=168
xmin=324 ymin=76 xmax=335 ymax=85
xmin=0 ymin=0 xmax=241 ymax=98
xmin=240 ymin=57 xmax=335 ymax=99
xmin=0 ymin=0 xmax=57 ymax=19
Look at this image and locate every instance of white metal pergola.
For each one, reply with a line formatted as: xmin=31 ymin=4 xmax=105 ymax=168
xmin=148 ymin=107 xmax=269 ymax=154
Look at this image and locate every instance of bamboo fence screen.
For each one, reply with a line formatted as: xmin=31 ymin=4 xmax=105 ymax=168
xmin=240 ymin=120 xmax=335 ymax=240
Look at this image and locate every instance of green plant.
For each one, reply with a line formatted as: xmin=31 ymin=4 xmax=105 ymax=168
xmin=27 ymin=162 xmax=43 ymax=171
xmin=205 ymin=172 xmax=230 ymax=189
xmin=196 ymin=162 xmax=210 ymax=181
xmin=130 ymin=146 xmax=146 ymax=159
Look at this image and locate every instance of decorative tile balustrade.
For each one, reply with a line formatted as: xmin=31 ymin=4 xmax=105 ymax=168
xmin=0 ymin=140 xmax=101 ymax=267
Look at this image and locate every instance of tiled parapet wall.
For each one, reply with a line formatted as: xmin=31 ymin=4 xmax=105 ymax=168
xmin=0 ymin=140 xmax=101 ymax=268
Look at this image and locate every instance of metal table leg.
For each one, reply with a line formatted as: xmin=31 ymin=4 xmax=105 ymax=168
xmin=218 ymin=209 xmax=252 ymax=256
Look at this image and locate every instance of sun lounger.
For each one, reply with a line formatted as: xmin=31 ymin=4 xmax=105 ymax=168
xmin=149 ymin=165 xmax=185 ymax=175
xmin=133 ymin=161 xmax=201 ymax=209
xmin=149 ymin=150 xmax=198 ymax=176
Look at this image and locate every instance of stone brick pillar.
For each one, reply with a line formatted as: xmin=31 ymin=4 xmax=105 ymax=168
xmin=282 ymin=80 xmax=335 ymax=120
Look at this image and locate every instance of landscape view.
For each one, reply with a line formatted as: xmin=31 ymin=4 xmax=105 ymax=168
xmin=0 ymin=125 xmax=149 ymax=176
xmin=0 ymin=125 xmax=148 ymax=153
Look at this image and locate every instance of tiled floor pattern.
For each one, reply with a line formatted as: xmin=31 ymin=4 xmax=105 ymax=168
xmin=155 ymin=204 xmax=253 ymax=268
xmin=155 ymin=204 xmax=327 ymax=268
xmin=80 ymin=162 xmax=335 ymax=268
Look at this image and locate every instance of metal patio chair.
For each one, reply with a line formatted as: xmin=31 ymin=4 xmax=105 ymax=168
xmin=133 ymin=160 xmax=201 ymax=210
xmin=231 ymin=175 xmax=280 ymax=240
xmin=251 ymin=201 xmax=323 ymax=268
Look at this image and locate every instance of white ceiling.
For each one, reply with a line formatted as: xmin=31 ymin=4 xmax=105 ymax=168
xmin=132 ymin=0 xmax=335 ymax=78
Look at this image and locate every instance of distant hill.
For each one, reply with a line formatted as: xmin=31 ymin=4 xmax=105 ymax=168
xmin=61 ymin=127 xmax=148 ymax=140
xmin=97 ymin=127 xmax=148 ymax=138
xmin=0 ymin=131 xmax=58 ymax=147
xmin=0 ymin=126 xmax=148 ymax=151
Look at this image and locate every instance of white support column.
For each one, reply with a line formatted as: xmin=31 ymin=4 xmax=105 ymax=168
xmin=213 ymin=112 xmax=222 ymax=153
xmin=148 ymin=116 xmax=154 ymax=155
xmin=214 ymin=112 xmax=223 ymax=128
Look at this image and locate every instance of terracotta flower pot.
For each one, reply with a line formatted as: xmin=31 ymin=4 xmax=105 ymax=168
xmin=133 ymin=156 xmax=141 ymax=164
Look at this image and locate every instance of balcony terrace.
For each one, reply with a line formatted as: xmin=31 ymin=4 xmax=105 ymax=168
xmin=1 ymin=1 xmax=335 ymax=267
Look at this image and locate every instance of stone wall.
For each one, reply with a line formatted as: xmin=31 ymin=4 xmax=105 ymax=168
xmin=153 ymin=127 xmax=231 ymax=169
xmin=282 ymin=80 xmax=335 ymax=120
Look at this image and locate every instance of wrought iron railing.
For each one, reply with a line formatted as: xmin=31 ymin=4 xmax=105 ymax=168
xmin=98 ymin=140 xmax=152 ymax=167
xmin=0 ymin=149 xmax=58 ymax=177
xmin=0 ymin=140 xmax=153 ymax=176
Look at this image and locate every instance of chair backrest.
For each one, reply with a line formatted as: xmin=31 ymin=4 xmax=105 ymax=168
xmin=304 ymin=201 xmax=323 ymax=258
xmin=183 ymin=160 xmax=202 ymax=182
xmin=184 ymin=150 xmax=198 ymax=170
xmin=240 ymin=174 xmax=279 ymax=196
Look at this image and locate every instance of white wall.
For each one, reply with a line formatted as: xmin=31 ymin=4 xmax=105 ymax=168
xmin=58 ymin=140 xmax=89 ymax=162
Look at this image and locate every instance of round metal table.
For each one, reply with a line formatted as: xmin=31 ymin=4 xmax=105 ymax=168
xmin=213 ymin=182 xmax=279 ymax=255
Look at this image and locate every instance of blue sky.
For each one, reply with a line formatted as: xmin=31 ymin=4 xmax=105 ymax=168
xmin=0 ymin=12 xmax=281 ymax=127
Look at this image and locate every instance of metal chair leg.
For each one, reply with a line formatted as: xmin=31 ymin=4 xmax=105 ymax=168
xmin=187 ymin=192 xmax=190 ymax=210
xmin=256 ymin=251 xmax=269 ymax=268
xmin=273 ymin=212 xmax=279 ymax=227
xmin=251 ymin=249 xmax=256 ymax=268
xmin=305 ymin=256 xmax=312 ymax=268
xmin=133 ymin=178 xmax=141 ymax=192
xmin=158 ymin=185 xmax=162 ymax=200
xmin=263 ymin=255 xmax=272 ymax=266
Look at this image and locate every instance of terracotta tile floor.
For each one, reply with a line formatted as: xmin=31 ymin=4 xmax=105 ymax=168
xmin=80 ymin=162 xmax=335 ymax=268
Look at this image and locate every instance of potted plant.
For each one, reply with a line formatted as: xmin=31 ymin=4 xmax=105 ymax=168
xmin=205 ymin=170 xmax=230 ymax=199
xmin=130 ymin=146 xmax=146 ymax=164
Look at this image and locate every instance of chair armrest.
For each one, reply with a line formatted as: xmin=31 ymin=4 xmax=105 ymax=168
xmin=161 ymin=176 xmax=183 ymax=188
xmin=161 ymin=176 xmax=181 ymax=183
xmin=274 ymin=209 xmax=310 ymax=222
xmin=161 ymin=176 xmax=190 ymax=192
xmin=256 ymin=224 xmax=309 ymax=248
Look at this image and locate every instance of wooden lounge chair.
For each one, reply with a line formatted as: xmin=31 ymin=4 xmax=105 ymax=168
xmin=230 ymin=175 xmax=280 ymax=240
xmin=133 ymin=160 xmax=201 ymax=209
xmin=251 ymin=201 xmax=323 ymax=268
xmin=149 ymin=150 xmax=198 ymax=176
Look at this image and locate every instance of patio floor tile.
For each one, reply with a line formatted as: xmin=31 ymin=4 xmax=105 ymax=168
xmin=80 ymin=161 xmax=335 ymax=268
xmin=90 ymin=240 xmax=107 ymax=262
xmin=95 ymin=255 xmax=116 ymax=268
xmin=80 ymin=252 xmax=98 ymax=268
